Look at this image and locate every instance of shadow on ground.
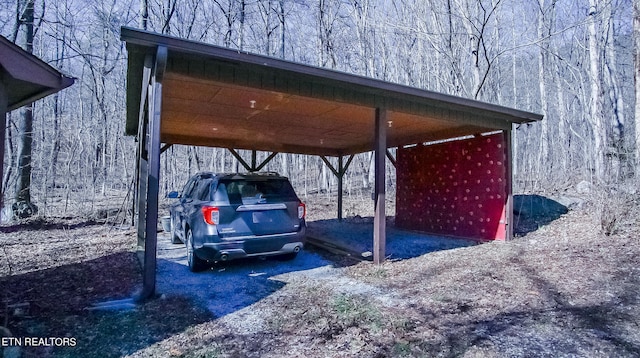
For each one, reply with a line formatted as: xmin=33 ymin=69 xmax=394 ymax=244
xmin=0 ymin=252 xmax=159 ymax=357
xmin=436 ymin=253 xmax=640 ymax=357
xmin=307 ymin=194 xmax=570 ymax=258
xmin=307 ymin=217 xmax=476 ymax=261
xmin=513 ymin=194 xmax=568 ymax=236
xmin=0 ymin=218 xmax=102 ymax=234
xmin=0 ymin=232 xmax=338 ymax=357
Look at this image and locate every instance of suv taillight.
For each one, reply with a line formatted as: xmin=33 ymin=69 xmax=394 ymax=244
xmin=298 ymin=202 xmax=306 ymax=219
xmin=202 ymin=206 xmax=219 ymax=225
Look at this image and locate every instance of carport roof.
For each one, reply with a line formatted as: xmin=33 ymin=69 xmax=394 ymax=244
xmin=121 ymin=27 xmax=542 ymax=157
xmin=0 ymin=35 xmax=75 ymax=111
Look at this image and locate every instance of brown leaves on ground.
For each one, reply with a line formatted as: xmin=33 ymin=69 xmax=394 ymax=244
xmin=345 ymin=208 xmax=640 ymax=356
xmin=1 ymin=193 xmax=639 ymax=357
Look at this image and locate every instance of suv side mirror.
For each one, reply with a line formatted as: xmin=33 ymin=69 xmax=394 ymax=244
xmin=167 ymin=191 xmax=180 ymax=199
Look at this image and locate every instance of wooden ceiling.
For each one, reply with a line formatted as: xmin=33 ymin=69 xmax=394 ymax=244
xmin=160 ymin=73 xmax=490 ymax=156
xmin=122 ymin=27 xmax=542 ymax=157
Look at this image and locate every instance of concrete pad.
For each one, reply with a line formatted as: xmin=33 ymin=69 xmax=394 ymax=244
xmin=155 ymin=233 xmax=334 ymax=318
xmin=307 ymin=218 xmax=476 ymax=261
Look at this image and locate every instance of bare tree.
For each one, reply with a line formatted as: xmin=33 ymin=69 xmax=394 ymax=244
xmin=455 ymin=0 xmax=503 ymax=100
xmin=536 ymin=0 xmax=551 ymax=176
xmin=587 ymin=0 xmax=606 ymax=181
xmin=603 ymin=2 xmax=627 ymax=178
xmin=317 ymin=0 xmax=341 ymax=68
xmin=13 ymin=0 xmax=38 ymax=218
xmin=0 ymin=0 xmax=637 ymax=222
xmin=634 ymin=0 xmax=640 ymax=174
xmin=140 ymin=0 xmax=148 ymax=30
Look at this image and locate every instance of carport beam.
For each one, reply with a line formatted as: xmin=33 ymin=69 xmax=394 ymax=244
xmin=374 ymin=108 xmax=387 ymax=264
xmin=135 ymin=54 xmax=153 ymax=242
xmin=255 ymin=151 xmax=279 ymax=171
xmin=505 ymin=128 xmax=514 ymax=241
xmin=338 ymin=156 xmax=344 ymax=221
xmin=0 ymin=83 xmax=6 ymax=212
xmin=386 ymin=149 xmax=396 ymax=168
xmin=141 ymin=46 xmax=167 ymax=300
xmin=228 ymin=149 xmax=279 ymax=172
xmin=320 ymin=154 xmax=355 ymax=221
xmin=160 ymin=143 xmax=172 ymax=154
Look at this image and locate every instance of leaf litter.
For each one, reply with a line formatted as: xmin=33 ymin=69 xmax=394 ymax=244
xmin=0 ymin=193 xmax=638 ymax=357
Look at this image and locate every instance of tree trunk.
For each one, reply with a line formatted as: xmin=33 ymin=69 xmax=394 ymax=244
xmin=279 ymin=0 xmax=285 ymax=59
xmin=587 ymin=0 xmax=605 ymax=182
xmin=280 ymin=153 xmax=288 ymax=177
xmin=537 ymin=0 xmax=550 ymax=179
xmin=140 ymin=0 xmax=149 ymax=30
xmin=14 ymin=0 xmax=38 ymax=219
xmin=239 ymin=0 xmax=246 ymax=50
xmin=633 ymin=0 xmax=640 ymax=175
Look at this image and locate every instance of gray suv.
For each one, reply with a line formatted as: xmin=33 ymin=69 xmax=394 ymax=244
xmin=168 ymin=172 xmax=306 ymax=272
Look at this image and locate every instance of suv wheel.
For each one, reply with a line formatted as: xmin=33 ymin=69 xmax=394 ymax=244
xmin=170 ymin=216 xmax=181 ymax=244
xmin=186 ymin=230 xmax=207 ymax=272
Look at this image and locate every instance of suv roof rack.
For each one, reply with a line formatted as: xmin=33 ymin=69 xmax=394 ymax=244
xmin=243 ymin=171 xmax=280 ymax=176
xmin=214 ymin=172 xmax=283 ymax=179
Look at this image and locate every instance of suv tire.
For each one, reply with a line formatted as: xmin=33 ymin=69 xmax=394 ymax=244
xmin=186 ymin=230 xmax=207 ymax=272
xmin=170 ymin=216 xmax=182 ymax=244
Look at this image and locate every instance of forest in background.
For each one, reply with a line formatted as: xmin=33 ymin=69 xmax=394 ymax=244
xmin=0 ymin=0 xmax=638 ymax=220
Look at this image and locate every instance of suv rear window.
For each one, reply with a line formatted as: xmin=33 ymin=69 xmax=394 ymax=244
xmin=220 ymin=179 xmax=298 ymax=205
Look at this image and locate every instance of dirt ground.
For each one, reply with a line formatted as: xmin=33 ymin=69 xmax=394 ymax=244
xmin=0 ymin=192 xmax=639 ymax=357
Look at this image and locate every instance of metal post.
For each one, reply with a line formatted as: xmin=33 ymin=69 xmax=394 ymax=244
xmin=373 ymin=108 xmax=387 ymax=264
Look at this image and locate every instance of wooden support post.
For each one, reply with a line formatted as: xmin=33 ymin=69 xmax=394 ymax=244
xmin=0 ymin=83 xmax=6 ymax=213
xmin=504 ymin=128 xmax=514 ymax=241
xmin=337 ymin=156 xmax=344 ymax=221
xmin=251 ymin=150 xmax=257 ymax=171
xmin=374 ymin=108 xmax=387 ymax=264
xmin=135 ymin=54 xmax=153 ymax=243
xmin=140 ymin=46 xmax=167 ymax=301
xmin=320 ymin=154 xmax=355 ymax=221
xmin=133 ymin=54 xmax=153 ymax=228
xmin=135 ymin=136 xmax=148 ymax=247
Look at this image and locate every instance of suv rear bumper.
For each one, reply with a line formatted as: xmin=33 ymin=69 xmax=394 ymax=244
xmin=194 ymin=230 xmax=306 ymax=261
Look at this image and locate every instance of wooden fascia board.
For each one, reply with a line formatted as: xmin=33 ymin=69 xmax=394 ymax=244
xmin=0 ymin=35 xmax=71 ymax=88
xmin=163 ymin=53 xmax=534 ymax=130
xmin=120 ymin=27 xmax=543 ymax=127
xmin=0 ymin=36 xmax=74 ymax=110
xmin=125 ymin=48 xmax=148 ymax=135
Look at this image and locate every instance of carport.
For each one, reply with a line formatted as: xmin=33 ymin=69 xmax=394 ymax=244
xmin=120 ymin=27 xmax=542 ymax=299
xmin=0 ymin=35 xmax=75 ymax=212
